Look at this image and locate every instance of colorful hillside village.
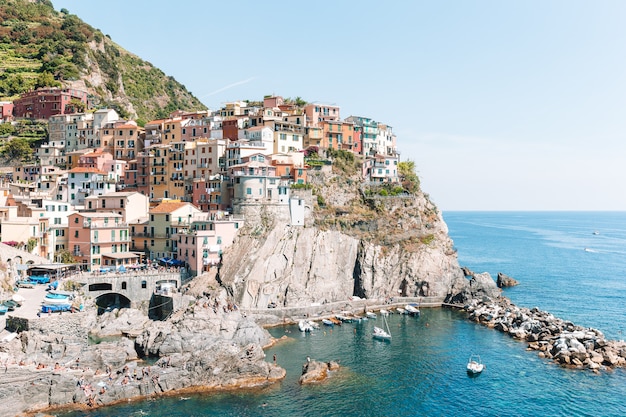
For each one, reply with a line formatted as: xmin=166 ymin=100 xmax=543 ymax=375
xmin=0 ymin=90 xmax=401 ymax=277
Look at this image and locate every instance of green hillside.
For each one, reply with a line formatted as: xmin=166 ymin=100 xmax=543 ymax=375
xmin=0 ymin=0 xmax=207 ymax=123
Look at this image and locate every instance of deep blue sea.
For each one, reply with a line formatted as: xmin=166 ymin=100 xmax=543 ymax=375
xmin=65 ymin=212 xmax=626 ymax=417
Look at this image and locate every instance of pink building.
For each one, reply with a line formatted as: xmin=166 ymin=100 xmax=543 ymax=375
xmin=0 ymin=101 xmax=14 ymax=121
xmin=68 ymin=212 xmax=135 ymax=271
xmin=176 ymin=214 xmax=243 ymax=276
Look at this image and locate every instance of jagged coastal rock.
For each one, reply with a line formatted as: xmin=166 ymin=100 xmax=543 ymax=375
xmin=299 ymin=359 xmax=340 ymax=384
xmin=496 ymin=272 xmax=519 ymax=288
xmin=0 ymin=296 xmax=284 ymax=416
xmin=218 ymin=168 xmax=468 ymax=310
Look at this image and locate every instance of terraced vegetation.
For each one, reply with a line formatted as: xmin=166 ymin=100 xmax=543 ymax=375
xmin=0 ymin=0 xmax=206 ymax=122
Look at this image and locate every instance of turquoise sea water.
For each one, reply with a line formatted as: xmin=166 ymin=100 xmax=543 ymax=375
xmin=65 ymin=212 xmax=626 ymax=416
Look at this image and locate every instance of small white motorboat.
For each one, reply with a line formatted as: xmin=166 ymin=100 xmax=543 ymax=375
xmin=405 ymin=304 xmax=420 ymax=316
xmin=365 ymin=311 xmax=377 ymax=319
xmin=396 ymin=307 xmax=407 ymax=315
xmin=467 ymin=354 xmax=484 ymax=375
xmin=322 ymin=319 xmax=334 ymax=327
xmin=298 ymin=320 xmax=313 ymax=332
xmin=379 ymin=309 xmax=389 ymax=316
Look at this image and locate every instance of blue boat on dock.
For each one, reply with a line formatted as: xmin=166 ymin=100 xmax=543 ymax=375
xmin=41 ymin=304 xmax=72 ymax=313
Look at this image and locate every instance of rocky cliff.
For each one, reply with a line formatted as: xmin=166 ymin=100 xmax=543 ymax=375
xmin=217 ymin=164 xmax=468 ymax=309
xmin=0 ymin=297 xmax=283 ymax=416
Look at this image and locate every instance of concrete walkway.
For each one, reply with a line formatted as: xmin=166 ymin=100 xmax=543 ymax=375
xmin=0 ymin=283 xmax=57 ymax=336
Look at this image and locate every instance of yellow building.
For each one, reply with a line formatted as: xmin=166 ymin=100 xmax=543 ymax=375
xmin=147 ymin=201 xmax=202 ymax=260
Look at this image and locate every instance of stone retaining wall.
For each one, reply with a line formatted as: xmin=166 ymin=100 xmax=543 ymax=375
xmin=7 ymin=312 xmax=91 ymax=340
xmin=248 ymin=296 xmax=445 ymax=326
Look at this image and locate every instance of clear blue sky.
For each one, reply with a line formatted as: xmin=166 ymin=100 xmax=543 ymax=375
xmin=52 ymin=0 xmax=626 ymax=211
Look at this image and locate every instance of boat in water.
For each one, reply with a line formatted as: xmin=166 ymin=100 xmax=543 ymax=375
xmin=298 ymin=320 xmax=314 ymax=332
xmin=322 ymin=319 xmax=334 ymax=327
xmin=365 ymin=311 xmax=377 ymax=319
xmin=373 ymin=314 xmax=392 ymax=341
xmin=405 ymin=304 xmax=420 ymax=316
xmin=467 ymin=354 xmax=484 ymax=375
xmin=396 ymin=307 xmax=407 ymax=315
xmin=379 ymin=309 xmax=390 ymax=316
xmin=329 ymin=317 xmax=342 ymax=326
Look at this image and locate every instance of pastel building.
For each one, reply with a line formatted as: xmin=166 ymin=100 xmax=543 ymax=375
xmin=0 ymin=101 xmax=13 ymax=121
xmin=303 ymin=103 xmax=341 ymax=126
xmin=67 ymin=167 xmax=116 ymax=206
xmin=84 ymin=191 xmax=149 ymax=223
xmin=146 ymin=201 xmax=202 ymax=261
xmin=362 ymin=154 xmax=399 ymax=183
xmin=176 ymin=212 xmax=243 ymax=276
xmin=229 ymin=154 xmax=290 ymax=207
xmin=320 ymin=120 xmax=357 ymax=151
xmin=68 ymin=212 xmax=134 ymax=271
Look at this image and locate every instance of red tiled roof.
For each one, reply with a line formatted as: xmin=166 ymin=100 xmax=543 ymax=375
xmin=68 ymin=167 xmax=105 ymax=174
xmin=150 ymin=202 xmax=189 ymax=214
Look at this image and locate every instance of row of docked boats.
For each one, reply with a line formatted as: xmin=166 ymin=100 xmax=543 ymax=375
xmin=297 ymin=304 xmax=421 ymax=343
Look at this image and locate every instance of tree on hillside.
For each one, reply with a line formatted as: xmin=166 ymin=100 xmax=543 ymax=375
xmin=1 ymin=138 xmax=33 ymax=163
xmin=0 ymin=123 xmax=15 ymax=137
xmin=398 ymin=160 xmax=420 ymax=194
xmin=34 ymin=71 xmax=61 ymax=89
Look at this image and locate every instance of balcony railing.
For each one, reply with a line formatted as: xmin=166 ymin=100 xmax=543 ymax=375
xmin=83 ymin=221 xmax=129 ymax=229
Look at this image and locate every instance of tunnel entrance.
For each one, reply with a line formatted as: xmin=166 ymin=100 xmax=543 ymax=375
xmin=95 ymin=293 xmax=131 ymax=315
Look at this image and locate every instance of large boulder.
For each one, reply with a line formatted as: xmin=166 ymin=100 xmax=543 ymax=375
xmin=299 ymin=359 xmax=339 ymax=384
xmin=497 ymin=272 xmax=519 ymax=288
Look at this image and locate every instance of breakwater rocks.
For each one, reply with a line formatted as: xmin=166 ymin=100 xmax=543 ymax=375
xmin=464 ymin=297 xmax=626 ymax=371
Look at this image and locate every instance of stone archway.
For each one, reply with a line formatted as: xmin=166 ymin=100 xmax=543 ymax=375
xmin=94 ymin=292 xmax=131 ymax=315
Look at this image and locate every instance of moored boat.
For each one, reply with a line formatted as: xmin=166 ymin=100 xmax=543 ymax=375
xmin=396 ymin=307 xmax=407 ymax=315
xmin=322 ymin=319 xmax=334 ymax=327
xmin=373 ymin=314 xmax=392 ymax=341
xmin=298 ymin=320 xmax=315 ymax=332
xmin=467 ymin=354 xmax=484 ymax=375
xmin=379 ymin=309 xmax=389 ymax=316
xmin=405 ymin=304 xmax=420 ymax=316
xmin=366 ymin=311 xmax=377 ymax=319
xmin=43 ymin=295 xmax=71 ymax=305
xmin=41 ymin=304 xmax=72 ymax=313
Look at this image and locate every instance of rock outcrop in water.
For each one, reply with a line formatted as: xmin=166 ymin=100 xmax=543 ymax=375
xmin=496 ymin=272 xmax=519 ymax=288
xmin=299 ymin=359 xmax=340 ymax=384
